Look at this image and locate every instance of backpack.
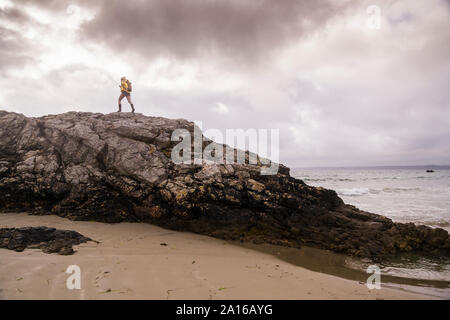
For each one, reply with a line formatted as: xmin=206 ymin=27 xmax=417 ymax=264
xmin=127 ymin=80 xmax=132 ymax=92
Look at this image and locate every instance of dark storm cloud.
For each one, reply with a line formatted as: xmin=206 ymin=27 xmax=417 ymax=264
xmin=81 ymin=0 xmax=348 ymax=64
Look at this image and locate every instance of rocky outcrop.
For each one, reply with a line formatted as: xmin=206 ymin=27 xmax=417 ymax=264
xmin=0 ymin=227 xmax=91 ymax=255
xmin=0 ymin=111 xmax=449 ymax=260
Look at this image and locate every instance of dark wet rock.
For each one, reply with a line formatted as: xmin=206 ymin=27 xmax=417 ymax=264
xmin=0 ymin=226 xmax=91 ymax=255
xmin=0 ymin=110 xmax=449 ymax=260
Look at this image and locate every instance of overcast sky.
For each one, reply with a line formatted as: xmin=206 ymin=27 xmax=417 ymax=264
xmin=1 ymin=0 xmax=449 ymax=167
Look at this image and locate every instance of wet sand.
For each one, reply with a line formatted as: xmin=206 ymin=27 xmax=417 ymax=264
xmin=0 ymin=212 xmax=430 ymax=300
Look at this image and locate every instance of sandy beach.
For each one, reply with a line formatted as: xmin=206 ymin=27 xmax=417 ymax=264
xmin=0 ymin=212 xmax=428 ymax=300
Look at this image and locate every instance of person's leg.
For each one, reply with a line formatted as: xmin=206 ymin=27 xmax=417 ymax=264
xmin=118 ymin=93 xmax=125 ymax=112
xmin=126 ymin=95 xmax=135 ymax=113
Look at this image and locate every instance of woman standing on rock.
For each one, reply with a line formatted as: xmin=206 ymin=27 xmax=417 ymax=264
xmin=118 ymin=77 xmax=135 ymax=113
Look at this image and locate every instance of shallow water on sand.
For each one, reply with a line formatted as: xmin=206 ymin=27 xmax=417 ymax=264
xmin=237 ymin=243 xmax=450 ymax=299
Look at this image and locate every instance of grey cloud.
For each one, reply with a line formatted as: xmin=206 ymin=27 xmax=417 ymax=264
xmin=11 ymin=0 xmax=97 ymax=11
xmin=0 ymin=1 xmax=97 ymax=73
xmin=0 ymin=27 xmax=34 ymax=74
xmin=81 ymin=0 xmax=348 ymax=64
xmin=0 ymin=6 xmax=29 ymax=23
xmin=0 ymin=4 xmax=56 ymax=74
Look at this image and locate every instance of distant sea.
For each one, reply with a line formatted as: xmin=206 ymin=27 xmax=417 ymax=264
xmin=292 ymin=166 xmax=450 ymax=232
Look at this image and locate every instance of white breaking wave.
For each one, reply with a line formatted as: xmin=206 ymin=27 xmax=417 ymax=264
xmin=382 ymin=187 xmax=421 ymax=193
xmin=337 ymin=188 xmax=370 ymax=196
xmin=337 ymin=187 xmax=421 ymax=196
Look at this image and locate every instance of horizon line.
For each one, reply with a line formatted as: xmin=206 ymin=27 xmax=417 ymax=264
xmin=291 ymin=164 xmax=450 ymax=169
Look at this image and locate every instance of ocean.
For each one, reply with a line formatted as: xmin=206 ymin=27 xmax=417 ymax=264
xmin=292 ymin=166 xmax=450 ymax=232
xmin=291 ymin=166 xmax=450 ymax=296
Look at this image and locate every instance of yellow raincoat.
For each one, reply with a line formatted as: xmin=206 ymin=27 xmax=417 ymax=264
xmin=120 ymin=80 xmax=130 ymax=93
